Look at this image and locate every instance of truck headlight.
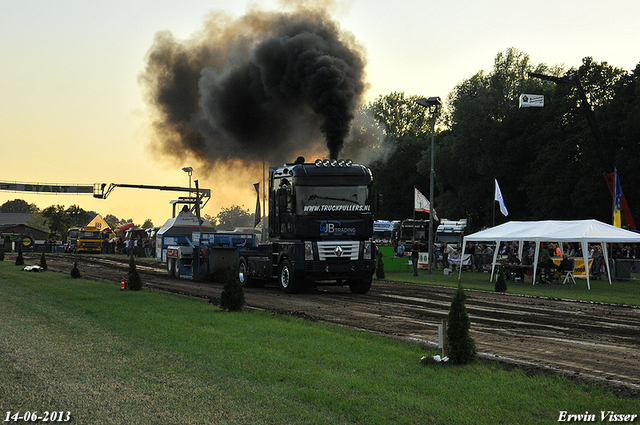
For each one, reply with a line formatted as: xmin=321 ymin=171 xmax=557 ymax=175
xmin=305 ymin=241 xmax=314 ymax=261
xmin=363 ymin=241 xmax=372 ymax=260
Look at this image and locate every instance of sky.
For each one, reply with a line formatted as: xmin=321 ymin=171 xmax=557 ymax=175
xmin=1 ymin=0 xmax=639 ymax=228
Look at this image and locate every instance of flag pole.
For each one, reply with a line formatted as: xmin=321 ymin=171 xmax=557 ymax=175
xmin=412 ymin=187 xmax=416 ymax=239
xmin=493 ymin=179 xmax=496 ymax=227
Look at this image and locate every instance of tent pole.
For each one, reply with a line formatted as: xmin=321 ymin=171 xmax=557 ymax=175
xmin=582 ymin=240 xmax=590 ymax=290
xmin=458 ymin=236 xmax=467 ymax=280
xmin=490 ymin=240 xmax=500 ymax=282
xmin=602 ymin=242 xmax=612 ymax=285
xmin=532 ymin=241 xmax=540 ymax=285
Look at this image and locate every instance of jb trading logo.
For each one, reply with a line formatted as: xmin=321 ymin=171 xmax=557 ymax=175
xmin=320 ymin=221 xmax=356 ymax=235
xmin=320 ymin=220 xmax=339 ymax=233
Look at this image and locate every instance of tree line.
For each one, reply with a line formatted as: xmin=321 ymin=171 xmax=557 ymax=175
xmin=364 ymin=47 xmax=640 ymax=231
xmin=0 ymin=198 xmax=255 ymax=240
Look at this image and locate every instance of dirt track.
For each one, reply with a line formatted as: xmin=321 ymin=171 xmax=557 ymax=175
xmin=11 ymin=252 xmax=640 ymax=397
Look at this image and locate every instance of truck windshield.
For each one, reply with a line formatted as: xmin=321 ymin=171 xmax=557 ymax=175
xmin=79 ymin=231 xmax=101 ymax=239
xmin=296 ymin=186 xmax=370 ymax=215
xmin=401 ymin=225 xmax=426 ymax=241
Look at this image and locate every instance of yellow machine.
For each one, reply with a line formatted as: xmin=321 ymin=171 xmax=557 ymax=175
xmin=77 ymin=226 xmax=103 ymax=253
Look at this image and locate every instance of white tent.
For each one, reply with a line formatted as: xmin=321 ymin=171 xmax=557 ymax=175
xmin=459 ymin=219 xmax=640 ymax=289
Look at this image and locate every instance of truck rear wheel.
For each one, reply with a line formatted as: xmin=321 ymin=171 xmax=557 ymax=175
xmin=279 ymin=259 xmax=299 ymax=294
xmin=348 ymin=277 xmax=372 ymax=294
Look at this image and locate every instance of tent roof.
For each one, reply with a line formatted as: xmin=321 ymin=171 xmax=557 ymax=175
xmin=464 ymin=219 xmax=640 ymax=244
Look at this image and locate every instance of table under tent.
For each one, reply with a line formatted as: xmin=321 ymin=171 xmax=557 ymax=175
xmin=459 ymin=219 xmax=640 ymax=289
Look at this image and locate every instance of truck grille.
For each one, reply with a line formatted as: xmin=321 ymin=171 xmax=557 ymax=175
xmin=317 ymin=241 xmax=359 ymax=261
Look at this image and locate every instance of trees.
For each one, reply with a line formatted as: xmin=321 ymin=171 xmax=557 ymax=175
xmin=446 ymin=284 xmax=476 ymax=364
xmin=422 ymin=48 xmax=639 ymax=228
xmin=0 ymin=199 xmax=38 ymax=213
xmin=365 ymin=91 xmax=442 ymax=220
xmin=66 ymin=205 xmax=96 ymax=228
xmin=210 ymin=205 xmax=254 ymax=230
xmin=368 ymin=91 xmax=434 ymax=140
xmin=42 ymin=205 xmax=70 ymax=240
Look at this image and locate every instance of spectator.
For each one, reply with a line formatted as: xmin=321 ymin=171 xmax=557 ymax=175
xmin=441 ymin=242 xmax=454 ymax=269
xmin=410 ymin=238 xmax=420 ymax=277
xmin=482 ymin=244 xmax=494 ymax=269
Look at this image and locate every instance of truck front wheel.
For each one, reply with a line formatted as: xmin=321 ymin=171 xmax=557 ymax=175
xmin=348 ymin=277 xmax=372 ymax=294
xmin=279 ymin=259 xmax=299 ymax=294
xmin=238 ymin=258 xmax=263 ymax=288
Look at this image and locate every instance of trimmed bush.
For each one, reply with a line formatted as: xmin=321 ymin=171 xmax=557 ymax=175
xmin=127 ymin=255 xmax=143 ymax=291
xmin=15 ymin=246 xmax=24 ymax=266
xmin=220 ymin=260 xmax=245 ymax=312
xmin=70 ymin=259 xmax=81 ymax=279
xmin=375 ymin=249 xmax=385 ymax=279
xmin=40 ymin=251 xmax=48 ymax=271
xmin=446 ymin=284 xmax=476 ymax=365
xmin=495 ymin=266 xmax=507 ymax=292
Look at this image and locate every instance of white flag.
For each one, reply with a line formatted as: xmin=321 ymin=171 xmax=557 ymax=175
xmin=414 ymin=188 xmax=438 ymax=220
xmin=494 ymin=179 xmax=509 ymax=216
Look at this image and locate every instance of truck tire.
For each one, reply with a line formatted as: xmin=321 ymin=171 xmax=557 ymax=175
xmin=279 ymin=259 xmax=299 ymax=294
xmin=238 ymin=258 xmax=263 ymax=288
xmin=167 ymin=258 xmax=175 ymax=276
xmin=174 ymin=259 xmax=181 ymax=277
xmin=348 ymin=277 xmax=372 ymax=294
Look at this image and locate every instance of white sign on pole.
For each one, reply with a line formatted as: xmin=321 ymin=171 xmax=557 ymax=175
xmin=519 ymin=94 xmax=544 ymax=108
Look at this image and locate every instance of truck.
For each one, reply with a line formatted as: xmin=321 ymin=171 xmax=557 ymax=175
xmin=76 ymin=226 xmax=103 ymax=253
xmin=399 ymin=218 xmax=468 ymax=247
xmin=373 ymin=220 xmax=399 ymax=246
xmin=65 ymin=227 xmax=79 ymax=252
xmin=237 ymin=156 xmax=376 ymax=294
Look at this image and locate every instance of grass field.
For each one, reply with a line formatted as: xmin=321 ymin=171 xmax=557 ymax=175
xmin=1 ymin=261 xmax=638 ymax=424
xmin=380 ymin=268 xmax=640 ymax=307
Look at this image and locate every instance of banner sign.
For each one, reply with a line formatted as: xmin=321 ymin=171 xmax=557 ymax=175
xmin=552 ymin=257 xmax=594 ymax=279
xmin=519 ymin=94 xmax=544 ymax=108
xmin=0 ymin=182 xmax=93 ymax=194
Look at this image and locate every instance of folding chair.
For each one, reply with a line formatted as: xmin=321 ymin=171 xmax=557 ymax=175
xmin=562 ymin=259 xmax=577 ymax=286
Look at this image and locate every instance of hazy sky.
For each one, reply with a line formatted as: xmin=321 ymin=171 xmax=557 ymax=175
xmin=1 ymin=0 xmax=638 ymax=227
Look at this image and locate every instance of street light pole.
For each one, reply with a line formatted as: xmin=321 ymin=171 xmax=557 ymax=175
xmin=417 ymin=97 xmax=442 ymax=274
xmin=182 ymin=167 xmax=193 ymax=191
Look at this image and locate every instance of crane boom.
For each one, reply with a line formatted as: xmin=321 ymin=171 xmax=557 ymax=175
xmin=0 ymin=180 xmax=211 ymax=210
xmin=92 ymin=182 xmax=211 ymax=209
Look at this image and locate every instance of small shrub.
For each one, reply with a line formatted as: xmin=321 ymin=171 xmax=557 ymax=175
xmin=446 ymin=284 xmax=476 ymax=365
xmin=0 ymin=248 xmax=4 ymax=261
xmin=70 ymin=259 xmax=81 ymax=279
xmin=220 ymin=260 xmax=245 ymax=312
xmin=40 ymin=251 xmax=48 ymax=271
xmin=127 ymin=255 xmax=143 ymax=291
xmin=495 ymin=266 xmax=507 ymax=292
xmin=375 ymin=249 xmax=385 ymax=279
xmin=15 ymin=246 xmax=24 ymax=266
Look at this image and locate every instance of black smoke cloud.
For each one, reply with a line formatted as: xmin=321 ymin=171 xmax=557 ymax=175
xmin=140 ymin=6 xmax=368 ymax=167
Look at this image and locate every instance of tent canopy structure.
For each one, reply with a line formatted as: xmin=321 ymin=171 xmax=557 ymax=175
xmin=460 ymin=219 xmax=640 ymax=289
